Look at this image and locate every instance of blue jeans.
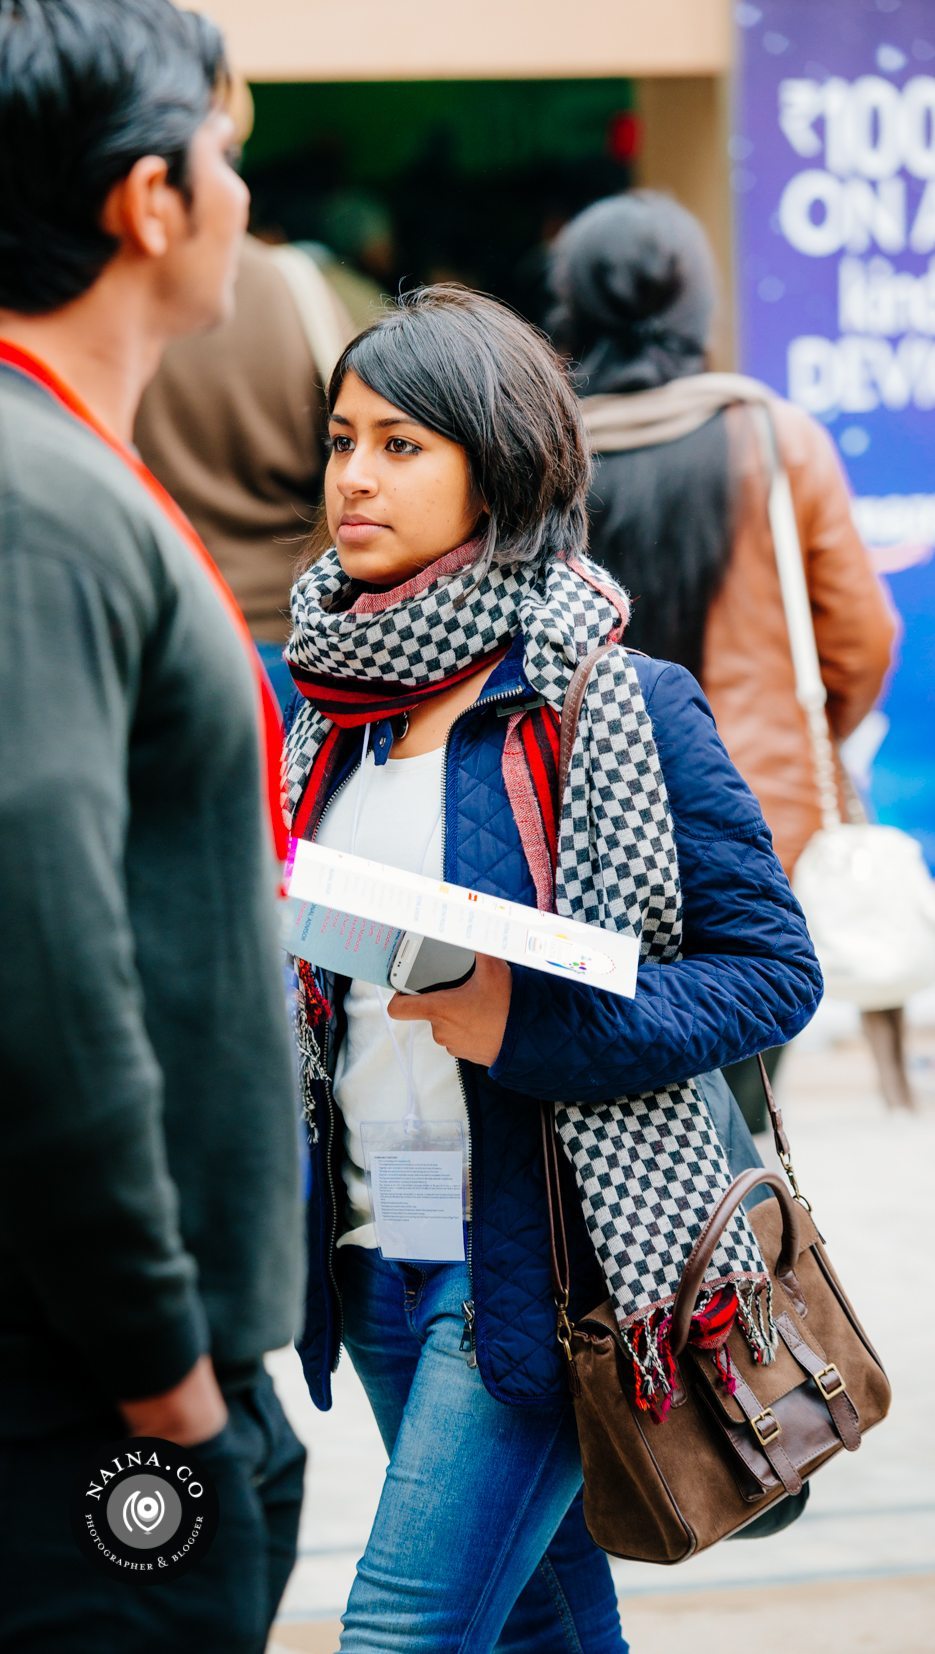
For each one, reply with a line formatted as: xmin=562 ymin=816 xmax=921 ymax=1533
xmin=337 ymin=1245 xmax=627 ymax=1654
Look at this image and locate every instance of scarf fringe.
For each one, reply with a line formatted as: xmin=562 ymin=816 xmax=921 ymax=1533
xmin=622 ymin=1279 xmax=777 ymax=1424
xmin=735 ymin=1277 xmax=779 ymax=1367
xmin=294 ymin=962 xmax=332 ymax=1148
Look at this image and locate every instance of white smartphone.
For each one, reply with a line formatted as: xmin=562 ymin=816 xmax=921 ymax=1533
xmin=388 ymin=933 xmax=476 ymax=995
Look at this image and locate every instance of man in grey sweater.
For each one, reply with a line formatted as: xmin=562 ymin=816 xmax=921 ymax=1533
xmin=0 ymin=3 xmax=304 ymax=1647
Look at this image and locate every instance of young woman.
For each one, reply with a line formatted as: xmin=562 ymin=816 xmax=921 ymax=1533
xmin=284 ymin=286 xmax=822 ymax=1653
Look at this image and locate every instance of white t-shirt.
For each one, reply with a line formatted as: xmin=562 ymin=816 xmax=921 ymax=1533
xmin=316 ymin=742 xmax=467 ymax=1249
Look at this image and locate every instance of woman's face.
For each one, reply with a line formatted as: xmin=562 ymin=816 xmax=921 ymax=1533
xmin=325 ymin=371 xmax=484 ymax=586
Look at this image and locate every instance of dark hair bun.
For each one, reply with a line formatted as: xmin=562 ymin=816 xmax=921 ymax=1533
xmin=549 ymin=191 xmax=717 ymax=393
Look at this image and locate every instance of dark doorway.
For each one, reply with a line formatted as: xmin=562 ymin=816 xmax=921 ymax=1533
xmin=244 ymin=79 xmax=638 ymax=325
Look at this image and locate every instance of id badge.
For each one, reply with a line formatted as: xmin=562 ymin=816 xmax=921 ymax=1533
xmin=360 ymin=1120 xmax=466 ymax=1262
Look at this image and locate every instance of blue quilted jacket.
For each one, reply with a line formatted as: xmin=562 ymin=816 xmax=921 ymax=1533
xmin=293 ymin=636 xmax=822 ymax=1411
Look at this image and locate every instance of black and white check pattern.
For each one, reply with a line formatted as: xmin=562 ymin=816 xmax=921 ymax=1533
xmin=521 ymin=562 xmax=767 ymax=1323
xmin=289 ymin=550 xmax=519 ymax=684
xmin=284 ymin=547 xmax=769 ymax=1340
xmin=284 ymin=548 xmax=523 ymax=817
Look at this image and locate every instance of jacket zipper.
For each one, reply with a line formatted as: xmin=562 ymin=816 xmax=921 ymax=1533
xmin=459 ymin=1298 xmax=478 ymax=1367
xmin=441 ymin=683 xmax=531 ymax=1361
xmin=308 ymin=758 xmax=361 ymax=1370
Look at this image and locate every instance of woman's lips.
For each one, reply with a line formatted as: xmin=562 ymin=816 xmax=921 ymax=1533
xmin=338 ymin=520 xmax=388 ymax=545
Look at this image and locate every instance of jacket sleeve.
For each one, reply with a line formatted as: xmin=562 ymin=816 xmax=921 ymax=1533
xmin=489 ymin=663 xmax=823 ymax=1102
xmin=0 ymin=526 xmax=209 ymax=1402
xmin=784 ymin=407 xmax=898 ymax=740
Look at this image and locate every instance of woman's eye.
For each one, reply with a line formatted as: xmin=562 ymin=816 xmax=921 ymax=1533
xmin=386 ymin=437 xmax=421 ymax=456
xmin=329 ymin=434 xmax=354 ymax=454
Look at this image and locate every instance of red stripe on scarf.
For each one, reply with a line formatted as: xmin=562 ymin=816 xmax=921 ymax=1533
xmin=290 ymin=648 xmax=509 ymax=727
xmin=691 ymin=1286 xmax=738 ymax=1348
xmin=0 ymin=340 xmax=288 ymax=864
xmin=501 ymin=706 xmax=561 ymax=912
xmin=523 ymin=710 xmax=561 ymax=859
xmin=632 ymin=1287 xmax=741 ymax=1424
xmin=291 ymin=724 xmax=343 ymax=842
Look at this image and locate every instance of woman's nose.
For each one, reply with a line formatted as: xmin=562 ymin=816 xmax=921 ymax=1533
xmin=337 ymin=449 xmax=378 ymax=497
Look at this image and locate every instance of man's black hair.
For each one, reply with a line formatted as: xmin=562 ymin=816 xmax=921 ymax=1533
xmin=0 ymin=0 xmax=227 ymax=314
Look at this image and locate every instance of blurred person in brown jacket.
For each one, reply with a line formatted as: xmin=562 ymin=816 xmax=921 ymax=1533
xmin=137 ymin=231 xmax=352 ymax=708
xmin=137 ymin=75 xmax=354 ymax=709
xmin=549 ymin=191 xmax=899 ymax=1121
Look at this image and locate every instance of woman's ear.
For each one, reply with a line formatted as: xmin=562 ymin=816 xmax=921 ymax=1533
xmin=472 ymin=503 xmax=491 ymax=540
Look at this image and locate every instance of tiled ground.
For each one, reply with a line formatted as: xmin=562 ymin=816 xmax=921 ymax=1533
xmin=266 ymin=1018 xmax=935 ymax=1652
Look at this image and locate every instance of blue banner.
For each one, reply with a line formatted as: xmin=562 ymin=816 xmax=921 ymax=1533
xmin=734 ymin=0 xmax=935 ymax=862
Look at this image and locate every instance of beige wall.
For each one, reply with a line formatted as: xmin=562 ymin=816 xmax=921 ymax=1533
xmin=637 ymin=76 xmax=736 ymax=366
xmin=207 ymin=0 xmax=732 ymax=81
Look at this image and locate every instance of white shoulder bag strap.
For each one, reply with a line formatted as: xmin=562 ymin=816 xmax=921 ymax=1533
xmin=268 ymin=244 xmax=350 ymax=392
xmin=750 ymin=404 xmax=842 ymax=833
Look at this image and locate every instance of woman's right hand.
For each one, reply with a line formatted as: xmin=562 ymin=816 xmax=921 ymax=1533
xmin=388 ymin=952 xmax=512 ymax=1067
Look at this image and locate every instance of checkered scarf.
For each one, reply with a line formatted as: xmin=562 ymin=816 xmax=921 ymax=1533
xmin=285 ymin=542 xmax=775 ymax=1413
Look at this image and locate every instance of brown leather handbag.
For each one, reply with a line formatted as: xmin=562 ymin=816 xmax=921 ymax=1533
xmin=545 ymin=649 xmax=892 ymax=1563
xmin=543 ymin=1051 xmax=891 ymax=1563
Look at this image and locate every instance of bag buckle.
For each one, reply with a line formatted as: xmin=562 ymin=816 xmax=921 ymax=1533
xmin=556 ymin=1304 xmax=575 ymax=1365
xmin=815 ymin=1362 xmax=846 ymax=1401
xmin=779 ymin=1150 xmax=812 ymax=1212
xmin=751 ymin=1407 xmax=782 ymax=1446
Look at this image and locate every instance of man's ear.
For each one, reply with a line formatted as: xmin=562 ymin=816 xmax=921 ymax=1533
xmin=100 ymin=155 xmax=186 ymax=259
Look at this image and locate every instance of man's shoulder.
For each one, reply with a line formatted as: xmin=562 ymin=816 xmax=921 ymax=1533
xmin=0 ymin=371 xmax=171 ymax=603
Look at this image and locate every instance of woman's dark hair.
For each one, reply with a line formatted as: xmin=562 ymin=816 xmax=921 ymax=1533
xmin=327 ymin=285 xmax=592 ymax=570
xmin=548 ymin=191 xmax=732 ymax=680
xmin=548 ymin=190 xmax=718 ymax=396
xmin=0 ymin=0 xmax=227 ymax=314
xmin=587 ymin=425 xmax=733 ymax=682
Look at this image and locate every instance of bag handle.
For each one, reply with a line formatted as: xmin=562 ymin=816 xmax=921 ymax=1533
xmin=752 ymin=404 xmax=841 ymax=832
xmin=668 ymin=1169 xmax=802 ymax=1356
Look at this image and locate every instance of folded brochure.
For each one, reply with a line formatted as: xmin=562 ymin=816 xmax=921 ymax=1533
xmin=283 ymin=841 xmax=638 ymax=997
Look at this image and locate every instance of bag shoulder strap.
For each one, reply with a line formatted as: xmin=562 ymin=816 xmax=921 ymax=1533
xmin=268 ymin=245 xmax=350 ymax=392
xmin=557 ymin=642 xmax=614 ymax=804
xmin=751 ymin=404 xmax=841 ymax=832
